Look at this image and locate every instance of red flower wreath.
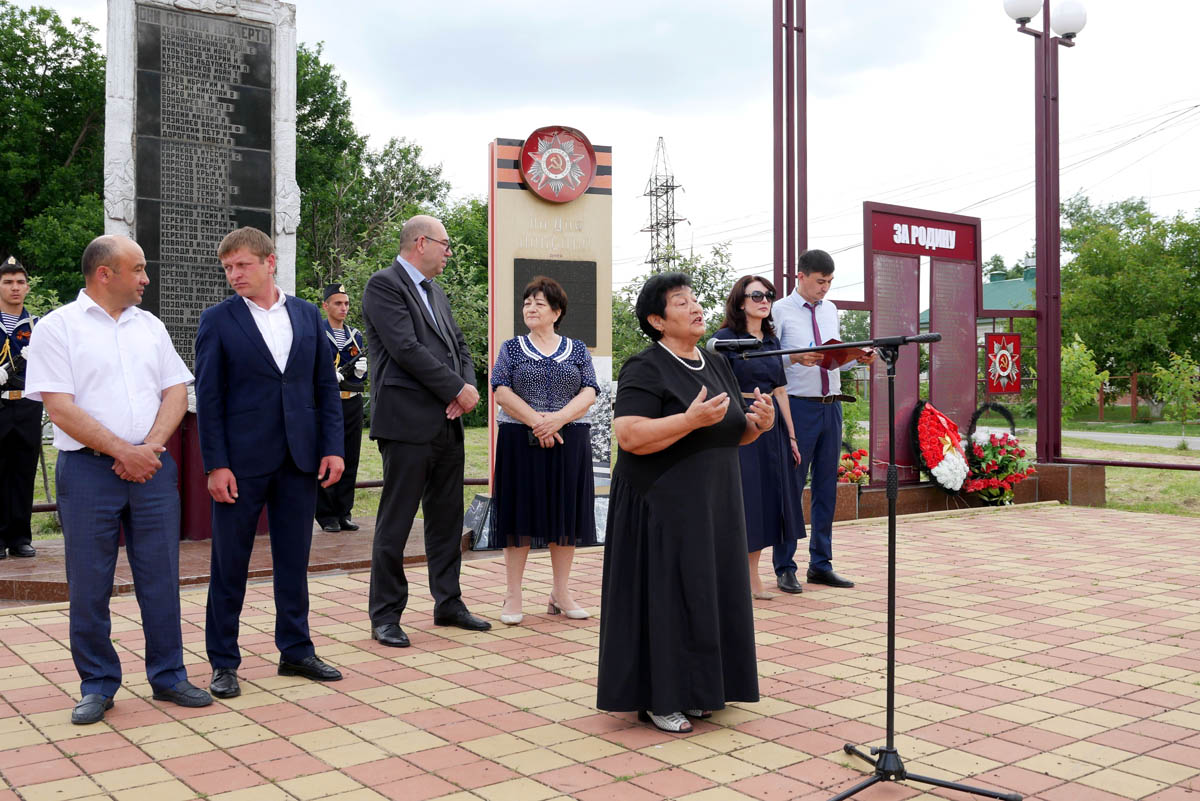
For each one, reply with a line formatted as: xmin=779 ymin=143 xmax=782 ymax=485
xmin=911 ymin=400 xmax=968 ymax=492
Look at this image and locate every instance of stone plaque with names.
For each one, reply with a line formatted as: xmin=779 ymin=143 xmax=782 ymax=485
xmin=511 ymin=258 xmax=598 ymax=347
xmin=134 ymin=3 xmax=274 ymax=364
xmin=929 ymin=259 xmax=978 ymax=432
xmin=869 ymin=254 xmax=921 ymax=484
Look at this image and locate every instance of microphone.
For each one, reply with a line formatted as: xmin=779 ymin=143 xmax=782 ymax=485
xmin=870 ymin=332 xmax=943 ymax=347
xmin=706 ymin=337 xmax=764 ymax=354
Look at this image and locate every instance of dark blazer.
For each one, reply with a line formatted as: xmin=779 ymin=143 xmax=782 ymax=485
xmin=361 ymin=259 xmax=475 ymax=444
xmin=195 ymin=292 xmax=343 ymax=478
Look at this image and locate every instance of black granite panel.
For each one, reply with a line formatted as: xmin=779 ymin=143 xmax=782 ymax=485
xmin=135 ymin=70 xmax=161 ymax=137
xmin=513 ymin=259 xmax=598 ymax=347
xmin=229 ymin=86 xmax=272 ymax=151
xmin=133 ymin=2 xmax=274 ymax=366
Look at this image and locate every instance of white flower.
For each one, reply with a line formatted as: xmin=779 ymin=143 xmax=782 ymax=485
xmin=930 ymin=451 xmax=968 ymax=491
xmin=971 ymin=431 xmax=989 ymax=446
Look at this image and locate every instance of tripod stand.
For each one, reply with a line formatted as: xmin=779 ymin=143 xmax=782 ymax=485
xmin=723 ymin=332 xmax=1021 ymax=801
xmin=827 ymin=336 xmax=1020 ymax=801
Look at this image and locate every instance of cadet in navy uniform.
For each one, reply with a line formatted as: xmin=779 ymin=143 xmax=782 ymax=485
xmin=316 ymin=283 xmax=367 ymax=533
xmin=0 ymin=256 xmax=40 ymax=559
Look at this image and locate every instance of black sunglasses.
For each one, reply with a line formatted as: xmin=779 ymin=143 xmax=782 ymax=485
xmin=747 ymin=290 xmax=776 ymax=302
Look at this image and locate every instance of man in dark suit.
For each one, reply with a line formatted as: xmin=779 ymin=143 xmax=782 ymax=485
xmin=195 ymin=227 xmax=345 ymax=698
xmin=362 ymin=214 xmax=488 ymax=647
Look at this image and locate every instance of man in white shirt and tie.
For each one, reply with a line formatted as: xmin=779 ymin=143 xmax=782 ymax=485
xmin=771 ymin=249 xmax=876 ymax=592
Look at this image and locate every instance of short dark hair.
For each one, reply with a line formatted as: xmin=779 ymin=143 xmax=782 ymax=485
xmin=81 ymin=236 xmax=121 ymax=279
xmin=798 ymin=249 xmax=835 ymax=276
xmin=0 ymin=256 xmax=28 ymax=280
xmin=720 ymin=275 xmax=777 ymax=338
xmin=522 ymin=275 xmax=568 ymax=331
xmin=635 ymin=271 xmax=692 ymax=342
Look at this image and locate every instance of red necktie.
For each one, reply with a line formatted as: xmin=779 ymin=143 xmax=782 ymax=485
xmin=806 ymin=302 xmax=830 ymax=396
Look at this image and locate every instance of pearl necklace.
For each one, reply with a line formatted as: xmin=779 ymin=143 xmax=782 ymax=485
xmin=657 ymin=341 xmax=705 ymax=371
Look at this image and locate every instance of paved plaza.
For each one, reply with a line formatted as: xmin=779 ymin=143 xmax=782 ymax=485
xmin=2 ymin=503 xmax=1199 ymax=801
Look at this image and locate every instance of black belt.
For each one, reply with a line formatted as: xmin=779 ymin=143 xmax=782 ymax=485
xmin=74 ymin=447 xmax=113 ymax=458
xmin=792 ymin=395 xmax=856 ymax=404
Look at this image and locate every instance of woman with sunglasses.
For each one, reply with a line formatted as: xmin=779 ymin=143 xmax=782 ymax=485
xmin=712 ymin=276 xmax=805 ymax=600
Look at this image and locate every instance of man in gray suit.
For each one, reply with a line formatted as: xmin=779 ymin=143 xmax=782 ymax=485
xmin=362 ymin=215 xmax=488 ymax=647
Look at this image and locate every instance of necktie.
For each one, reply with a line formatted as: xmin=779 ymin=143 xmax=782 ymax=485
xmin=805 ymin=301 xmax=830 ymax=396
xmin=419 ymin=279 xmax=442 ymax=333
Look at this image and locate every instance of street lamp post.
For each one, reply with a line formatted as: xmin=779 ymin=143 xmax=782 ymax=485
xmin=1004 ymin=0 xmax=1087 ymax=464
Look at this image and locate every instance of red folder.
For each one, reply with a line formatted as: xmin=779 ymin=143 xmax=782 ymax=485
xmin=817 ymin=339 xmax=871 ymax=371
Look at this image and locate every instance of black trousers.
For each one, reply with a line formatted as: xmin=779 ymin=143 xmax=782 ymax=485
xmin=0 ymin=399 xmax=42 ymax=549
xmin=369 ymin=421 xmax=466 ymax=625
xmin=206 ymin=453 xmax=317 ymax=669
xmin=316 ymin=394 xmax=363 ymax=525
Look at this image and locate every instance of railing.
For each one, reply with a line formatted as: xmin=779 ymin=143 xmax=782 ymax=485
xmin=32 ymin=477 xmax=492 ymax=515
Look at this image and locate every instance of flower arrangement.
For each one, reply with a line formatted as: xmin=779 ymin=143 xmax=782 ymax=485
xmin=964 ymin=431 xmax=1036 ymax=505
xmin=838 ymin=449 xmax=869 ymax=485
xmin=910 ymin=400 xmax=968 ymax=493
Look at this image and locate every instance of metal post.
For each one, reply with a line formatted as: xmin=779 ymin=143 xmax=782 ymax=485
xmin=784 ymin=0 xmax=796 ymax=295
xmin=796 ymin=0 xmax=808 ymax=284
xmin=772 ymin=0 xmax=784 ymax=294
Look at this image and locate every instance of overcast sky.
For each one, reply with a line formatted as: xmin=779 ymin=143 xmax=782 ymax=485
xmin=27 ymin=0 xmax=1200 ymax=302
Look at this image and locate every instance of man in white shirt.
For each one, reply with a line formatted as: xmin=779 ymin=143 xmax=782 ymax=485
xmin=24 ymin=235 xmax=212 ymax=724
xmin=772 ymin=249 xmax=876 ymax=592
xmin=194 ymin=227 xmax=345 ymax=700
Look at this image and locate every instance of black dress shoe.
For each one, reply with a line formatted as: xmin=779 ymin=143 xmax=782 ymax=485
xmin=319 ymin=520 xmax=341 ymax=533
xmin=9 ymin=544 xmax=35 ymax=558
xmin=433 ymin=609 xmax=492 ymax=631
xmin=371 ymin=623 xmax=410 ymax=648
xmin=210 ymin=668 xmax=241 ymax=699
xmin=71 ymin=694 xmax=113 ymax=725
xmin=807 ymin=568 xmax=855 ymax=588
xmin=279 ymin=654 xmax=343 ymax=681
xmin=153 ymin=680 xmax=213 ymax=707
xmin=776 ymin=569 xmax=804 ymax=594
xmin=340 ymin=518 xmax=359 ymax=531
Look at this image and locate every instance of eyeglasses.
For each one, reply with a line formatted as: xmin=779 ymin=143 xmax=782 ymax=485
xmin=421 ymin=235 xmax=451 ymax=251
xmin=747 ymin=290 xmax=776 ymax=302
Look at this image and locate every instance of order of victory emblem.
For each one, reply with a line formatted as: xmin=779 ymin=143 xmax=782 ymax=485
xmin=985 ymin=333 xmax=1021 ymax=394
xmin=520 ymin=126 xmax=597 ymax=204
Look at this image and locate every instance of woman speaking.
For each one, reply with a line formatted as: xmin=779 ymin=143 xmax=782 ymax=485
xmin=597 ymin=272 xmax=774 ymax=733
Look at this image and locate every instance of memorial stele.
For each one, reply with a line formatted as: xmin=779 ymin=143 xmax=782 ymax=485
xmin=104 ymin=0 xmax=298 ymax=364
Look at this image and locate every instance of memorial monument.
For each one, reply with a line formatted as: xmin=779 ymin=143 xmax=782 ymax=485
xmin=104 ymin=0 xmax=298 ymax=365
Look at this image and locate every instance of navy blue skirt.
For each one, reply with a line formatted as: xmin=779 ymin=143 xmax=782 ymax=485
xmin=493 ymin=423 xmax=597 ymax=548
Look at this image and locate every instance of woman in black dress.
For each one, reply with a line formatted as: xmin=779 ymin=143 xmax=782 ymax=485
xmin=712 ymin=276 xmax=805 ymax=600
xmin=597 ymin=272 xmax=775 ymax=734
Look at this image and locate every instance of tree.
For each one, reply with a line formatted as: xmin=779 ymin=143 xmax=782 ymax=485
xmin=1060 ymin=334 xmax=1109 ymax=424
xmin=1060 ymin=194 xmax=1200 ymax=393
xmin=1 ymin=2 xmax=105 ymax=297
xmin=612 ymin=244 xmax=735 ymax=376
xmin=1152 ymin=352 xmax=1200 ymax=445
xmin=295 ymin=44 xmax=450 ymax=288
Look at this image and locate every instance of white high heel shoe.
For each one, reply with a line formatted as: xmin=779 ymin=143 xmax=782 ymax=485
xmin=547 ymin=594 xmax=590 ymax=620
xmin=499 ymin=611 xmax=524 ymax=625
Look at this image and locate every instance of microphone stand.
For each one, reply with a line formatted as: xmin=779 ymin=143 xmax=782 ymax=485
xmin=733 ymin=332 xmax=1021 ymax=801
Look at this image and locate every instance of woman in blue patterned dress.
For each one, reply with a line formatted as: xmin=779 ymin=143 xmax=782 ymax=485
xmin=491 ymin=276 xmax=599 ymax=625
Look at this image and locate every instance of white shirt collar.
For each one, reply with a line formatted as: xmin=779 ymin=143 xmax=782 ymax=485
xmin=396 ymin=256 xmax=430 ymax=289
xmin=77 ymin=288 xmax=143 ymax=323
xmin=242 ymin=287 xmax=286 ymax=312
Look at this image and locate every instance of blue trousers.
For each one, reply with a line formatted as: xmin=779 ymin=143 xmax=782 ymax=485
xmin=206 ymin=454 xmax=317 ymax=669
xmin=773 ymin=398 xmax=841 ymax=575
xmin=57 ymin=450 xmax=186 ymax=698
